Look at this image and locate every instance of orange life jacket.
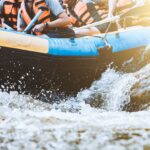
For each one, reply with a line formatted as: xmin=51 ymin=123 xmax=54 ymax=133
xmin=20 ymin=0 xmax=51 ymax=30
xmin=69 ymin=1 xmax=108 ymax=27
xmin=2 ymin=0 xmax=21 ymax=29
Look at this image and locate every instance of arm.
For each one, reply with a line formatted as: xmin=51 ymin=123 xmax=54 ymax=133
xmin=17 ymin=9 xmax=26 ymax=31
xmin=45 ymin=0 xmax=70 ymax=27
xmin=43 ymin=12 xmax=70 ymax=29
xmin=0 ymin=0 xmax=4 ymax=17
xmin=0 ymin=0 xmax=3 ymax=27
xmin=108 ymin=0 xmax=118 ymax=17
xmin=32 ymin=12 xmax=70 ymax=33
xmin=32 ymin=0 xmax=70 ymax=33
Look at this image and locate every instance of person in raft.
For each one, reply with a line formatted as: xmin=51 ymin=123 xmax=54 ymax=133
xmin=116 ymin=0 xmax=150 ymax=26
xmin=61 ymin=0 xmax=118 ymax=36
xmin=17 ymin=0 xmax=75 ymax=37
xmin=0 ymin=0 xmax=22 ymax=30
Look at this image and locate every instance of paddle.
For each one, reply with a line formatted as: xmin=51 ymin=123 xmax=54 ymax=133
xmin=2 ymin=22 xmax=14 ymax=31
xmin=77 ymin=4 xmax=150 ymax=29
xmin=24 ymin=6 xmax=49 ymax=33
xmin=77 ymin=16 xmax=120 ymax=29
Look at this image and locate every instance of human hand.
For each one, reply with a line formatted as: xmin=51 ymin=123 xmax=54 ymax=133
xmin=107 ymin=13 xmax=114 ymax=18
xmin=32 ymin=23 xmax=45 ymax=33
xmin=17 ymin=29 xmax=23 ymax=32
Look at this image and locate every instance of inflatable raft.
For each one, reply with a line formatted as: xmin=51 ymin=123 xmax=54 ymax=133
xmin=0 ymin=26 xmax=150 ymax=99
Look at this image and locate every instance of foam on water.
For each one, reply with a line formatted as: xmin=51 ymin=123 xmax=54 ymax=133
xmin=0 ymin=64 xmax=150 ymax=150
xmin=74 ymin=69 xmax=137 ymax=111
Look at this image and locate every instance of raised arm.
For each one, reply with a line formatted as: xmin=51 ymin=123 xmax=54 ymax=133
xmin=108 ymin=0 xmax=118 ymax=17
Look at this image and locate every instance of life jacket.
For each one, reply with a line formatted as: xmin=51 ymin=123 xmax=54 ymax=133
xmin=2 ymin=0 xmax=21 ymax=29
xmin=69 ymin=1 xmax=108 ymax=27
xmin=20 ymin=0 xmax=51 ymax=32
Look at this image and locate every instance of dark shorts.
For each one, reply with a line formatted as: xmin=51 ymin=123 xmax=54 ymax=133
xmin=46 ymin=27 xmax=75 ymax=38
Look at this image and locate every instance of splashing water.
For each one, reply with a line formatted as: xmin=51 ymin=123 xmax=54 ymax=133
xmin=74 ymin=69 xmax=137 ymax=111
xmin=0 ymin=64 xmax=150 ymax=150
xmin=69 ymin=63 xmax=150 ymax=112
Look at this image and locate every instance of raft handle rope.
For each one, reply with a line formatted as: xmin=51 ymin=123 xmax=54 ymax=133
xmin=97 ymin=35 xmax=112 ymax=52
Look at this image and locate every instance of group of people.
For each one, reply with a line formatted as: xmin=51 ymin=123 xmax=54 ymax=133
xmin=0 ymin=0 xmax=149 ymax=37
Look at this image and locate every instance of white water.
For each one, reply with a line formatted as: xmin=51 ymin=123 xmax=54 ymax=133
xmin=0 ymin=64 xmax=150 ymax=150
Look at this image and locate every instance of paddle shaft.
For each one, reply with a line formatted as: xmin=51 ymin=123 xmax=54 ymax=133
xmin=76 ymin=4 xmax=149 ymax=29
xmin=2 ymin=23 xmax=14 ymax=31
xmin=77 ymin=15 xmax=120 ymax=29
xmin=24 ymin=10 xmax=43 ymax=32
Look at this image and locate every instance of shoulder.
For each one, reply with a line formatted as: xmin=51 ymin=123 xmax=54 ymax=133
xmin=45 ymin=0 xmax=62 ymax=9
xmin=45 ymin=0 xmax=64 ymax=16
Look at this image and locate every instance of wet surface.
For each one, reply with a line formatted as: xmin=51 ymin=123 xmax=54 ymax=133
xmin=0 ymin=62 xmax=150 ymax=149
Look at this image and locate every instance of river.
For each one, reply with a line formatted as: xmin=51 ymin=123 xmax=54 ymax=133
xmin=0 ymin=63 xmax=150 ymax=150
